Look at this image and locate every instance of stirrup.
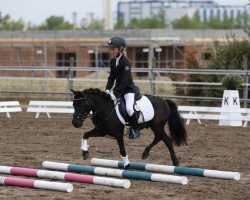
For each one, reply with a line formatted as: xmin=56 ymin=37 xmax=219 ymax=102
xmin=129 ymin=128 xmax=140 ymax=140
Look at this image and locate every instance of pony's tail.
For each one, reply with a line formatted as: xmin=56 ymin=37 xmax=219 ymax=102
xmin=165 ymin=99 xmax=187 ymax=146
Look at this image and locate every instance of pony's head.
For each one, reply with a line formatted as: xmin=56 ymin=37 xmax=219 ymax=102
xmin=71 ymin=89 xmax=92 ymax=128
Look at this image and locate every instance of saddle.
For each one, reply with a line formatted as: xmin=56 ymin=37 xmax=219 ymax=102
xmin=117 ymin=95 xmax=141 ymax=125
xmin=115 ymin=93 xmax=154 ymax=126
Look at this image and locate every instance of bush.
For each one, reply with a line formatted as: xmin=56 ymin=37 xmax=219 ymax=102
xmin=221 ymin=74 xmax=243 ymax=90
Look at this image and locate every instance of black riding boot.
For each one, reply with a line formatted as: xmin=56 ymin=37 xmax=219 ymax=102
xmin=129 ymin=113 xmax=140 ymax=140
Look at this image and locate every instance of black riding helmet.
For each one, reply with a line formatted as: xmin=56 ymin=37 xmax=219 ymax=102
xmin=106 ymin=36 xmax=126 ymax=49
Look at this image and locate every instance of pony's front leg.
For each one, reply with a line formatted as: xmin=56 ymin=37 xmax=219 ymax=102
xmin=82 ymin=128 xmax=105 ymax=160
xmin=116 ymin=135 xmax=130 ymax=169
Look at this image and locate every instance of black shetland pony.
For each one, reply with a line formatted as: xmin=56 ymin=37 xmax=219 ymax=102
xmin=71 ymin=88 xmax=187 ymax=167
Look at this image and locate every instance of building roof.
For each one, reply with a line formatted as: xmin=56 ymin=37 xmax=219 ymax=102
xmin=0 ymin=29 xmax=248 ymax=44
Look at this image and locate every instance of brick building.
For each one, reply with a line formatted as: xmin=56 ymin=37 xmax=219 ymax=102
xmin=0 ymin=29 xmax=248 ymax=77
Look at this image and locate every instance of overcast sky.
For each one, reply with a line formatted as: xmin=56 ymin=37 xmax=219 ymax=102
xmin=0 ymin=0 xmax=249 ymax=25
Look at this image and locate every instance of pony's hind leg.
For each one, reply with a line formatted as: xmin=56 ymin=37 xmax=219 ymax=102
xmin=142 ymin=136 xmax=161 ymax=160
xmin=152 ymin=126 xmax=179 ymax=166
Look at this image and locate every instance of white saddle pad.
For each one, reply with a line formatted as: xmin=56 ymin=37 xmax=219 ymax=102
xmin=114 ymin=95 xmax=154 ymax=125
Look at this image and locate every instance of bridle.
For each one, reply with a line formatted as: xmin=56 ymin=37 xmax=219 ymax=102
xmin=73 ymin=93 xmax=115 ymax=122
xmin=73 ymin=95 xmax=93 ymax=121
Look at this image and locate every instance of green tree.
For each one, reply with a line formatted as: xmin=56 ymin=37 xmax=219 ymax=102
xmin=173 ymin=11 xmax=244 ymax=29
xmin=172 ymin=15 xmax=193 ymax=29
xmin=204 ymin=37 xmax=250 ymax=97
xmin=31 ymin=16 xmax=74 ymax=30
xmin=87 ymin=19 xmax=104 ymax=30
xmin=114 ymin=19 xmax=126 ymax=29
xmin=209 ymin=37 xmax=250 ymax=70
xmin=175 ymin=37 xmax=250 ymax=100
xmin=174 ymin=51 xmax=205 ymax=103
xmin=139 ymin=15 xmax=166 ymax=29
xmin=244 ymin=2 xmax=250 ymax=36
xmin=221 ymin=11 xmax=234 ymax=29
xmin=234 ymin=12 xmax=243 ymax=29
xmin=0 ymin=14 xmax=25 ymax=31
xmin=127 ymin=18 xmax=140 ymax=29
xmin=172 ymin=12 xmax=205 ymax=29
xmin=185 ymin=51 xmax=204 ymax=98
xmin=79 ymin=18 xmax=104 ymax=30
xmin=115 ymin=10 xmax=167 ymax=29
xmin=207 ymin=16 xmax=223 ymax=29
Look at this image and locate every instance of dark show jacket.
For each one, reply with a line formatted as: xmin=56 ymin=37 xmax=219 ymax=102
xmin=105 ymin=54 xmax=137 ymax=98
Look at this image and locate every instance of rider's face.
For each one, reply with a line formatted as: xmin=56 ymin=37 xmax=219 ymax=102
xmin=108 ymin=47 xmax=120 ymax=58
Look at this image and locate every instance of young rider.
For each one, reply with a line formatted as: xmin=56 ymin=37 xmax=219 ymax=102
xmin=105 ymin=36 xmax=140 ymax=139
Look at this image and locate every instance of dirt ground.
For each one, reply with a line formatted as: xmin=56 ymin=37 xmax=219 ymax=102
xmin=0 ymin=112 xmax=249 ymax=200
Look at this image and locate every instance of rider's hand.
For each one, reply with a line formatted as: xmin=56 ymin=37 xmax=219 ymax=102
xmin=105 ymin=90 xmax=116 ymax=101
xmin=110 ymin=91 xmax=117 ymax=101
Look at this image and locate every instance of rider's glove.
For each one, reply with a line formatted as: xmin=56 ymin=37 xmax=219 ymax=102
xmin=105 ymin=90 xmax=116 ymax=101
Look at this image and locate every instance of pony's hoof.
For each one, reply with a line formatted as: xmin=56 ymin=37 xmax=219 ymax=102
xmin=173 ymin=160 xmax=179 ymax=166
xmin=124 ymin=164 xmax=131 ymax=170
xmin=141 ymin=150 xmax=149 ymax=160
xmin=82 ymin=151 xmax=89 ymax=160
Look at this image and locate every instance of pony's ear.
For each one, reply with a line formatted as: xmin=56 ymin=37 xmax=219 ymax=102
xmin=70 ymin=89 xmax=82 ymax=97
xmin=70 ymin=89 xmax=77 ymax=95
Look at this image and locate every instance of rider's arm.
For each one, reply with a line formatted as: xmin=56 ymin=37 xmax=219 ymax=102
xmin=115 ymin=60 xmax=132 ymax=96
xmin=105 ymin=60 xmax=115 ymax=91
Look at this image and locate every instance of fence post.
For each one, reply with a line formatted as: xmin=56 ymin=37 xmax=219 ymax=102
xmin=148 ymin=44 xmax=157 ymax=95
xmin=43 ymin=44 xmax=48 ymax=91
xmin=43 ymin=45 xmax=48 ymax=77
xmin=243 ymin=56 xmax=249 ymax=108
xmin=95 ymin=45 xmax=99 ymax=87
xmin=68 ymin=57 xmax=74 ymax=100
xmin=150 ymin=58 xmax=156 ymax=95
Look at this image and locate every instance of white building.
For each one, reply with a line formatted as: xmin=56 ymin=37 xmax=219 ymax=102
xmin=117 ymin=0 xmax=248 ymax=25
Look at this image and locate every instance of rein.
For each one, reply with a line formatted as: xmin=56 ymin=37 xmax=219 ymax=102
xmin=89 ymin=99 xmax=115 ymax=121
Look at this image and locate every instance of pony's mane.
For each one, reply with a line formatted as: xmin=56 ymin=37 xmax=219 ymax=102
xmin=82 ymin=88 xmax=112 ymax=102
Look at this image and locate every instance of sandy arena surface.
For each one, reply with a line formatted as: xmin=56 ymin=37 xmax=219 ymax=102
xmin=0 ymin=112 xmax=249 ymax=200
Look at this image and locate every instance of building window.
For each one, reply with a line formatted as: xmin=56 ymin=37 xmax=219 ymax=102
xmin=56 ymin=52 xmax=76 ymax=78
xmin=217 ymin=9 xmax=221 ymax=19
xmin=203 ymin=9 xmax=207 ymax=22
xmin=201 ymin=52 xmax=212 ymax=61
xmin=90 ymin=52 xmax=109 ymax=68
xmin=210 ymin=9 xmax=214 ymax=18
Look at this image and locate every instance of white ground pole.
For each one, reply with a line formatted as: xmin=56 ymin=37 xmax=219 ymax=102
xmin=91 ymin=158 xmax=240 ymax=180
xmin=42 ymin=161 xmax=188 ymax=185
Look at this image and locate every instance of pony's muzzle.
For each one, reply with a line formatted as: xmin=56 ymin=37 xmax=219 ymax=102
xmin=72 ymin=118 xmax=83 ymax=128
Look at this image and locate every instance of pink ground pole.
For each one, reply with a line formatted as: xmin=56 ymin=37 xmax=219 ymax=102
xmin=0 ymin=165 xmax=130 ymax=188
xmin=0 ymin=176 xmax=74 ymax=192
xmin=64 ymin=173 xmax=94 ymax=184
xmin=6 ymin=166 xmax=94 ymax=184
xmin=4 ymin=177 xmax=35 ymax=188
xmin=10 ymin=167 xmax=38 ymax=177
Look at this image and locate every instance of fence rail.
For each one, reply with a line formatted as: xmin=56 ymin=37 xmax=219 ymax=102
xmin=0 ymin=66 xmax=249 ymax=74
xmin=0 ymin=66 xmax=249 ymax=105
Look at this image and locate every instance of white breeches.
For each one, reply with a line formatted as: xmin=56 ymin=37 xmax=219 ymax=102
xmin=124 ymin=93 xmax=135 ymax=116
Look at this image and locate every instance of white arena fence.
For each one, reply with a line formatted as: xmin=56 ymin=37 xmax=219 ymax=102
xmin=26 ymin=101 xmax=73 ymax=118
xmin=178 ymin=106 xmax=250 ymax=127
xmin=0 ymin=66 xmax=250 ymax=126
xmin=0 ymin=66 xmax=249 ymax=104
xmin=0 ymin=101 xmax=22 ymax=118
xmin=2 ymin=100 xmax=250 ymax=127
